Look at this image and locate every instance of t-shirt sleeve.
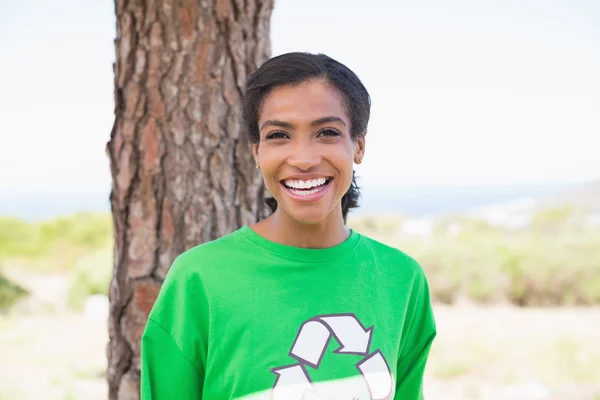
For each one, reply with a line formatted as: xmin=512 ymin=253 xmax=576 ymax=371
xmin=394 ymin=264 xmax=437 ymax=399
xmin=141 ymin=318 xmax=204 ymax=399
xmin=140 ymin=253 xmax=210 ymax=399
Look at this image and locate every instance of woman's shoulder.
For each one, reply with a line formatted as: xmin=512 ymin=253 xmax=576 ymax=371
xmin=357 ymin=232 xmax=425 ymax=275
xmin=180 ymin=228 xmax=243 ymax=256
xmin=167 ymin=227 xmax=249 ymax=276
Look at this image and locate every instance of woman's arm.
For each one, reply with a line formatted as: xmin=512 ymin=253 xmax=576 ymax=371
xmin=141 ymin=318 xmax=204 ymax=399
xmin=394 ymin=332 xmax=435 ymax=399
xmin=394 ymin=266 xmax=437 ymax=399
xmin=139 ymin=253 xmax=209 ymax=399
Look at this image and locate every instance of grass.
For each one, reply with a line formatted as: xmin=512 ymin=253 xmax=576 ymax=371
xmin=1 ymin=303 xmax=598 ymax=400
xmin=1 ymin=207 xmax=599 ymax=399
xmin=431 ymin=360 xmax=472 ymax=379
xmin=425 ymin=305 xmax=600 ymax=399
xmin=0 ymin=313 xmax=108 ymax=400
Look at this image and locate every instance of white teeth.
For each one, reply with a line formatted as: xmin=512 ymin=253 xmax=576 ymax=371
xmin=288 ymin=187 xmax=322 ymax=196
xmin=284 ymin=177 xmax=327 ymax=189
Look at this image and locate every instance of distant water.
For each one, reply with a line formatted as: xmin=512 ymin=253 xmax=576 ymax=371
xmin=0 ymin=183 xmax=579 ymax=221
xmin=0 ymin=192 xmax=111 ymax=221
xmin=354 ymin=183 xmax=578 ymax=217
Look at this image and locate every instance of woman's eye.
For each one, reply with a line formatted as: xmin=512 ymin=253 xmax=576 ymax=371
xmin=265 ymin=131 xmax=288 ymax=140
xmin=318 ymin=129 xmax=341 ymax=137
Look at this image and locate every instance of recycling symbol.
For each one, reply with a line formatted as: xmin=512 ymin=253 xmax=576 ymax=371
xmin=271 ymin=313 xmax=393 ymax=400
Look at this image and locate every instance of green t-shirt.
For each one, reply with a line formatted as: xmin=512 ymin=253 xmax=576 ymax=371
xmin=141 ymin=226 xmax=436 ymax=400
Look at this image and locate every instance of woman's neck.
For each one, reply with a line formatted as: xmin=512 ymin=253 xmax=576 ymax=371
xmin=251 ymin=208 xmax=349 ymax=249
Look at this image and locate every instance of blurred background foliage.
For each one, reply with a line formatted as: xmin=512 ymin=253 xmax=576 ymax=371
xmin=349 ymin=204 xmax=600 ymax=307
xmin=1 ymin=202 xmax=599 ymax=312
xmin=0 ymin=270 xmax=29 ymax=310
xmin=0 ymin=212 xmax=112 ymax=311
xmin=1 ymin=200 xmax=598 ymax=400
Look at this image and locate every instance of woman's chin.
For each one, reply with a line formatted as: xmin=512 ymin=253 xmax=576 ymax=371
xmin=278 ymin=203 xmax=340 ymax=226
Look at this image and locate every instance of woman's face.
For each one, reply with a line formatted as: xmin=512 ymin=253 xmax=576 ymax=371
xmin=253 ymin=79 xmax=365 ymax=225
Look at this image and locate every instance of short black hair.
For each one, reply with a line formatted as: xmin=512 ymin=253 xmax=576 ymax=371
xmin=242 ymin=52 xmax=371 ymax=221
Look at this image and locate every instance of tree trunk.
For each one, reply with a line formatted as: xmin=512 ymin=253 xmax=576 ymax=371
xmin=106 ymin=0 xmax=273 ymax=398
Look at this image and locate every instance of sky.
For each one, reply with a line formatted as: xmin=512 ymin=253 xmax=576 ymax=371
xmin=0 ymin=0 xmax=599 ymax=196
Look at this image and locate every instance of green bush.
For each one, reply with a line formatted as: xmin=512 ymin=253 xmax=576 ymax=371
xmin=501 ymin=233 xmax=600 ymax=306
xmin=0 ymin=271 xmax=29 ymax=311
xmin=67 ymin=247 xmax=113 ymax=311
xmin=0 ymin=217 xmax=41 ymax=258
xmin=38 ymin=212 xmax=112 ymax=249
xmin=0 ymin=212 xmax=112 ymax=273
xmin=0 ymin=212 xmax=113 ymax=311
xmin=350 ymin=207 xmax=600 ymax=306
xmin=3 ymin=207 xmax=599 ymax=308
xmin=347 ymin=214 xmax=404 ymax=239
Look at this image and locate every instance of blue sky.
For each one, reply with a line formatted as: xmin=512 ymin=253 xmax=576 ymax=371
xmin=1 ymin=0 xmax=598 ymax=196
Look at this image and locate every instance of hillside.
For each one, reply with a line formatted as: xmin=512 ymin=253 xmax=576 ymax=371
xmin=548 ymin=179 xmax=600 ymax=212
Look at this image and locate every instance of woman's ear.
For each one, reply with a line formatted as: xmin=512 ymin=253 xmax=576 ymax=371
xmin=354 ymin=135 xmax=366 ymax=164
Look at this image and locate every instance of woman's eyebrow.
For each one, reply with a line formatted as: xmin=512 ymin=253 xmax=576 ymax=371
xmin=259 ymin=116 xmax=346 ymax=131
xmin=259 ymin=120 xmax=294 ymax=131
xmin=311 ymin=116 xmax=346 ymax=127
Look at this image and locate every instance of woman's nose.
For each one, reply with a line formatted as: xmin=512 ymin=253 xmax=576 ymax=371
xmin=287 ymin=141 xmax=321 ymax=171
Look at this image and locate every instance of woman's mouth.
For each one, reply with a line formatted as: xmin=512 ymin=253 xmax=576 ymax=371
xmin=280 ymin=177 xmax=333 ymax=199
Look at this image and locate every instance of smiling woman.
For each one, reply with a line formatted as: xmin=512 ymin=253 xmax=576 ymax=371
xmin=251 ymin=79 xmax=364 ymax=243
xmin=140 ymin=53 xmax=437 ymax=400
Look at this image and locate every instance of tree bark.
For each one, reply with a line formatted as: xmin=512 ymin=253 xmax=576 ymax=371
xmin=106 ymin=0 xmax=273 ymax=398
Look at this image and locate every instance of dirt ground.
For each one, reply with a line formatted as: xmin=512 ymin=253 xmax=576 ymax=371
xmin=1 ymin=276 xmax=599 ymax=400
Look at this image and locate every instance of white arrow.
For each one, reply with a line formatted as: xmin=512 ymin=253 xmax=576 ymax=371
xmin=356 ymin=351 xmax=393 ymax=400
xmin=319 ymin=315 xmax=372 ymax=355
xmin=301 ymin=388 xmax=323 ymax=400
xmin=290 ymin=320 xmax=331 ymax=368
xmin=272 ymin=365 xmax=314 ymax=400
